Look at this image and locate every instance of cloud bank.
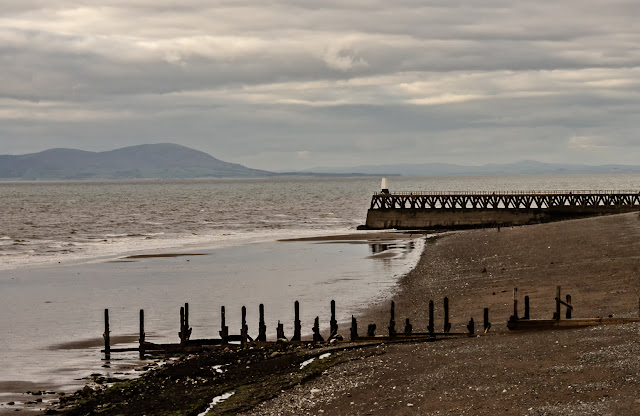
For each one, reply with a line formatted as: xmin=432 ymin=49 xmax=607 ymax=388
xmin=1 ymin=1 xmax=639 ymax=170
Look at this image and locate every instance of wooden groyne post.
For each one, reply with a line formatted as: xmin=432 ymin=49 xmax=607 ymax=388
xmin=467 ymin=318 xmax=474 ymax=335
xmin=350 ymin=315 xmax=358 ymax=341
xmin=257 ymin=304 xmax=267 ymax=342
xmin=139 ymin=309 xmax=145 ymax=359
xmin=313 ymin=317 xmax=324 ymax=342
xmin=179 ymin=303 xmax=192 ymax=344
xmin=292 ymin=301 xmax=301 ymax=342
xmin=443 ymin=297 xmax=451 ymax=333
xmin=241 ymin=306 xmax=248 ymax=345
xmin=103 ymin=309 xmax=110 ymax=360
xmin=179 ymin=306 xmax=185 ymax=343
xmin=276 ymin=321 xmax=286 ymax=341
xmin=388 ymin=301 xmax=396 ymax=337
xmin=524 ymin=296 xmax=530 ymax=320
xmin=404 ymin=318 xmax=413 ymax=334
xmin=427 ymin=300 xmax=434 ymax=334
xmin=329 ymin=300 xmax=338 ymax=339
xmin=483 ymin=308 xmax=491 ymax=333
xmin=220 ymin=306 xmax=228 ymax=344
xmin=554 ymin=286 xmax=573 ymax=320
xmin=185 ymin=303 xmax=190 ymax=338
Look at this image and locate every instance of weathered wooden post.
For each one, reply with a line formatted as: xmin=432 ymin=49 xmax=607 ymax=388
xmin=554 ymin=285 xmax=561 ymax=320
xmin=428 ymin=300 xmax=434 ymax=334
xmin=512 ymin=288 xmax=519 ymax=320
xmin=388 ymin=301 xmax=396 ymax=337
xmin=565 ymin=294 xmax=572 ymax=319
xmin=139 ymin=309 xmax=145 ymax=359
xmin=220 ymin=306 xmax=228 ymax=344
xmin=313 ymin=316 xmax=324 ymax=342
xmin=524 ymin=296 xmax=530 ymax=320
xmin=350 ymin=315 xmax=358 ymax=341
xmin=329 ymin=300 xmax=338 ymax=339
xmin=257 ymin=304 xmax=267 ymax=342
xmin=184 ymin=303 xmax=190 ymax=337
xmin=443 ymin=297 xmax=451 ymax=333
xmin=276 ymin=321 xmax=286 ymax=341
xmin=292 ymin=301 xmax=302 ymax=342
xmin=241 ymin=306 xmax=248 ymax=346
xmin=179 ymin=306 xmax=185 ymax=343
xmin=404 ymin=318 xmax=412 ymax=334
xmin=367 ymin=324 xmax=376 ymax=337
xmin=104 ymin=309 xmax=110 ymax=360
xmin=185 ymin=303 xmax=192 ymax=342
xmin=483 ymin=307 xmax=491 ymax=333
xmin=467 ymin=318 xmax=475 ymax=335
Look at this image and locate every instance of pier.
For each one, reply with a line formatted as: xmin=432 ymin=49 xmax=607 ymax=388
xmin=365 ymin=190 xmax=640 ymax=229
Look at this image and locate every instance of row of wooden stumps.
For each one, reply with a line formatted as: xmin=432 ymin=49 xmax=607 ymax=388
xmin=508 ymin=285 xmax=572 ymax=326
xmin=507 ymin=285 xmax=640 ymax=330
xmin=103 ymin=296 xmax=487 ymax=359
xmin=350 ymin=298 xmax=491 ymax=341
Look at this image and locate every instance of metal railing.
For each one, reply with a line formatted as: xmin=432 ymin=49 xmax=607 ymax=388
xmin=374 ymin=190 xmax=640 ymax=196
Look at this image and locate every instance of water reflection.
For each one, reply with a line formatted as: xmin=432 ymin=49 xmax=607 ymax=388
xmin=369 ymin=240 xmax=416 ymax=256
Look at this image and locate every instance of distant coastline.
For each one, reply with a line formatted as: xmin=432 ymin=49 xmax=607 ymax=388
xmin=4 ymin=143 xmax=640 ymax=180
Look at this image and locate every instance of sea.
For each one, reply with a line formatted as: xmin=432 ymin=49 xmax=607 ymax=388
xmin=1 ymin=174 xmax=639 ymax=411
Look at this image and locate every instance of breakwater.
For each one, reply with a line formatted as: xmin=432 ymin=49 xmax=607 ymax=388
xmin=364 ymin=190 xmax=640 ymax=229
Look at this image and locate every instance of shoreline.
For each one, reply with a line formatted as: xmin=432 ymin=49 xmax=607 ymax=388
xmin=13 ymin=213 xmax=640 ymax=415
xmin=0 ymin=231 xmax=424 ymax=415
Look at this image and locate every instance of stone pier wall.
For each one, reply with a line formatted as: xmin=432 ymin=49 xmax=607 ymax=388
xmin=364 ymin=206 xmax=640 ymax=230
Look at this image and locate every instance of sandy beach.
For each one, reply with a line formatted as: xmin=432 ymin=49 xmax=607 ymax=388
xmin=243 ymin=212 xmax=640 ymax=415
xmin=18 ymin=212 xmax=640 ymax=415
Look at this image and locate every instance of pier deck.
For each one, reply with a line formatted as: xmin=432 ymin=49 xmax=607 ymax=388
xmin=365 ymin=190 xmax=640 ymax=229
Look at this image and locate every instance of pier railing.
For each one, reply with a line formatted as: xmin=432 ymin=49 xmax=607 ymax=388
xmin=370 ymin=191 xmax=640 ymax=210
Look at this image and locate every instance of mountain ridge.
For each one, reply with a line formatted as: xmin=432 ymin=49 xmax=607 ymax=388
xmin=3 ymin=144 xmax=640 ymax=180
xmin=0 ymin=143 xmax=273 ymax=180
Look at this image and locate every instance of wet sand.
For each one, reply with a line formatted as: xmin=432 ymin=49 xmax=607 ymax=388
xmin=279 ymin=231 xmax=423 ymax=242
xmin=244 ymin=213 xmax=640 ymax=415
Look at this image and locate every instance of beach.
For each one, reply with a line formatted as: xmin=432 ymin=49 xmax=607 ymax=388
xmin=244 ymin=212 xmax=640 ymax=415
xmin=31 ymin=211 xmax=639 ymax=415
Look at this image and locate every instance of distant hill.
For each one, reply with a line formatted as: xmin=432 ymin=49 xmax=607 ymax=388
xmin=306 ymin=160 xmax=640 ymax=176
xmin=0 ymin=143 xmax=273 ymax=180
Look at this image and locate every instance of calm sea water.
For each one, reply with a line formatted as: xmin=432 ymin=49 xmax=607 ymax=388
xmin=1 ymin=174 xmax=639 ymax=411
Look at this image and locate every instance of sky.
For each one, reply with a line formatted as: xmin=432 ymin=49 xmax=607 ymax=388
xmin=1 ymin=0 xmax=640 ymax=171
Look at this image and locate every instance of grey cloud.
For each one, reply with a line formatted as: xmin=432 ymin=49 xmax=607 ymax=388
xmin=2 ymin=1 xmax=640 ymax=169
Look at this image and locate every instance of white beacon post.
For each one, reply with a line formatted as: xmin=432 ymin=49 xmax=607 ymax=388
xmin=381 ymin=177 xmax=390 ymax=194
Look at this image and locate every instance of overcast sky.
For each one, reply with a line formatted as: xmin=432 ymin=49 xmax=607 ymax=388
xmin=2 ymin=1 xmax=640 ymax=170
